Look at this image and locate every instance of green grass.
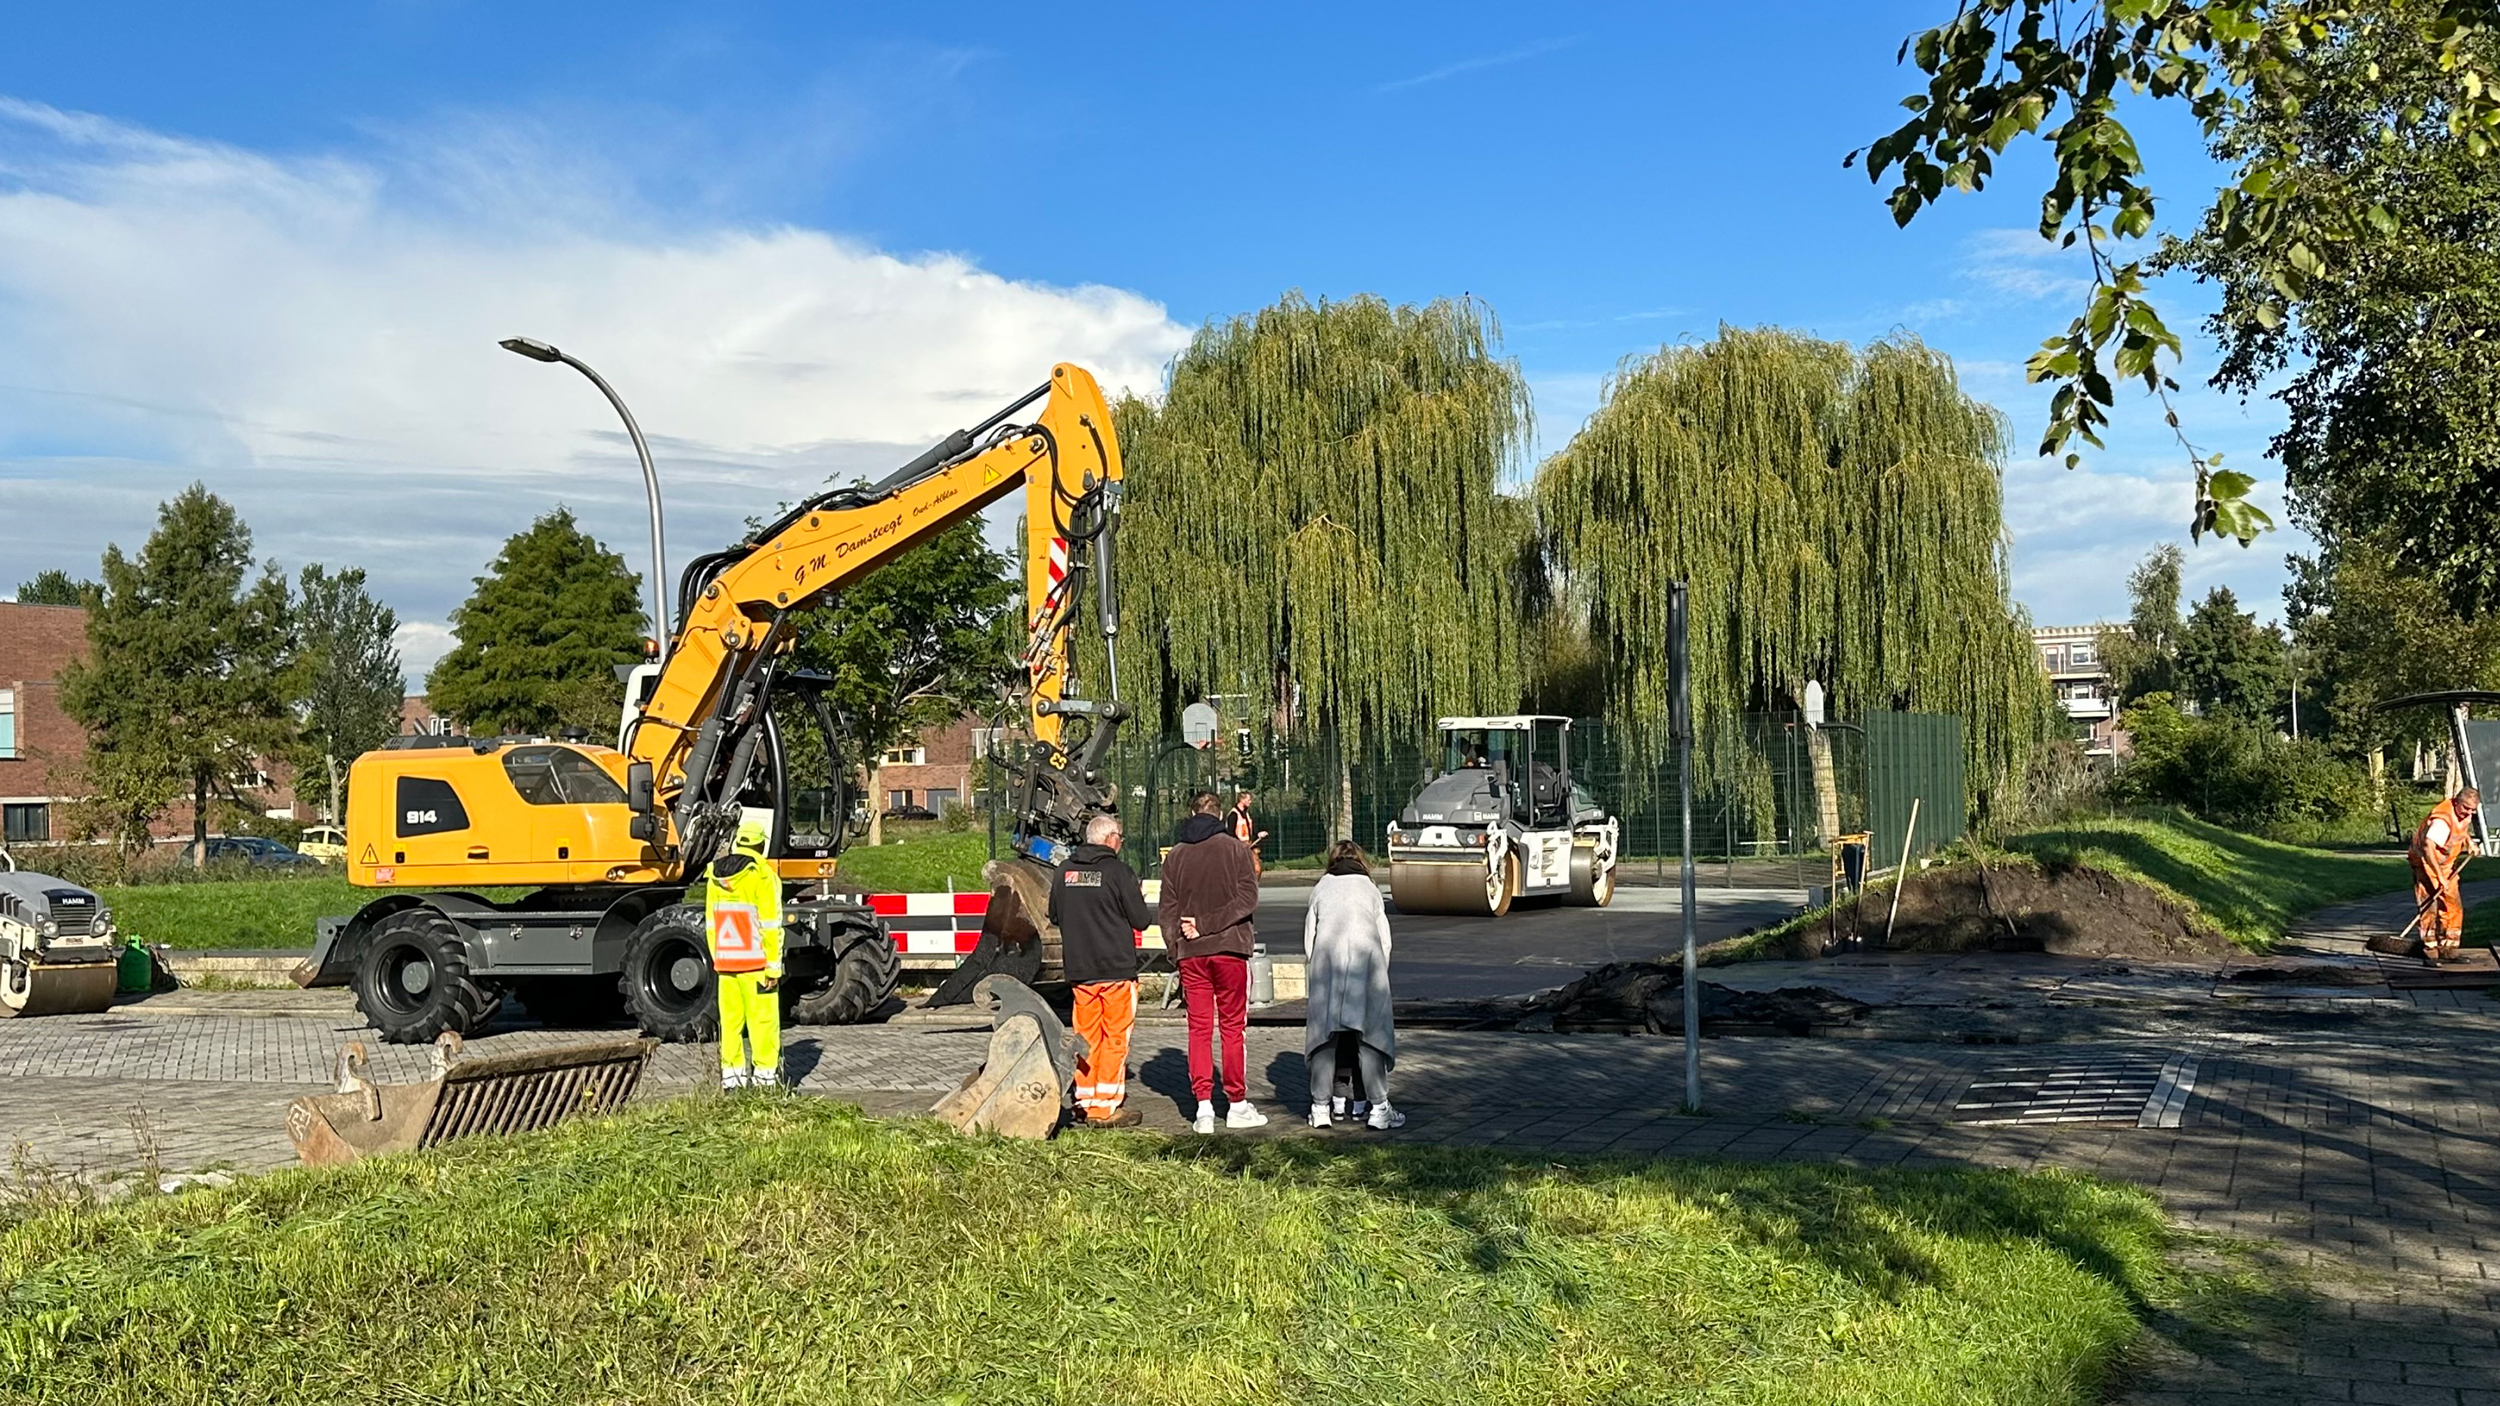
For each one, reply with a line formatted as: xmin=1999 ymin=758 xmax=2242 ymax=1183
xmin=98 ymin=878 xmax=524 ymax=950
xmin=0 ymin=1097 xmax=2187 ymax=1406
xmin=2003 ymin=810 xmax=2410 ymax=950
xmin=834 ymin=829 xmax=992 ymax=891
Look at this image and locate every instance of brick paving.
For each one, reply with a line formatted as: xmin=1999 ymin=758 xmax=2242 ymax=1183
xmin=6 ymin=887 xmax=2500 ymax=1400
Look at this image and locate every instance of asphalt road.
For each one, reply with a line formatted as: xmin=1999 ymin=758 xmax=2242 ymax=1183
xmin=1247 ymin=886 xmax=1807 ymax=1002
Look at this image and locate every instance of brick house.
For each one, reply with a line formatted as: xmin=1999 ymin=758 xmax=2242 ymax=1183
xmin=0 ymin=600 xmax=311 ymax=842
xmin=876 ymin=715 xmax=1014 ymax=815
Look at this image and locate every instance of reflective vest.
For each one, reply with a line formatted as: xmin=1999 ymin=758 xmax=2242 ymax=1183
xmin=704 ymin=852 xmax=784 ymax=976
xmin=2412 ymin=797 xmax=2477 ymax=880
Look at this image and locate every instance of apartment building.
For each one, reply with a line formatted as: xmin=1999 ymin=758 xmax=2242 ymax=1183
xmin=2033 ymin=624 xmax=2126 ymax=758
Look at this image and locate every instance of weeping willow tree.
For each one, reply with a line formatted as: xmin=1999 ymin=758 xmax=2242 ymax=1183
xmin=1097 ymin=292 xmax=1534 ymax=839
xmin=1533 ymin=326 xmax=2049 ymax=830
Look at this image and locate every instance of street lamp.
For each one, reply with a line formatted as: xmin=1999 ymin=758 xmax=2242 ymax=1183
xmin=499 ymin=337 xmax=671 ymax=664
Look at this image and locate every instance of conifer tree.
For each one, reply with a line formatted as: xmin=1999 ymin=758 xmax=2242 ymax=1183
xmin=59 ymin=485 xmax=294 ymax=855
xmin=427 ymin=508 xmax=645 ymax=737
xmin=291 ymin=565 xmax=407 ymax=820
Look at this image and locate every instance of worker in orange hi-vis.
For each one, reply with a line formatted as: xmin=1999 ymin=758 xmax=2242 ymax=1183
xmin=1048 ymin=812 xmax=1151 ymax=1127
xmin=705 ymin=814 xmax=784 ymax=1089
xmin=2411 ymin=787 xmax=2480 ymax=965
xmin=1228 ymin=791 xmax=1270 ymax=878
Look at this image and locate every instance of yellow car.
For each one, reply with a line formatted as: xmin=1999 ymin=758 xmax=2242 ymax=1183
xmin=297 ymin=826 xmax=348 ymax=864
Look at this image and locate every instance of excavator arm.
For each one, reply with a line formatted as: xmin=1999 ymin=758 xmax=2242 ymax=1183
xmin=624 ymin=362 xmax=1129 ymax=879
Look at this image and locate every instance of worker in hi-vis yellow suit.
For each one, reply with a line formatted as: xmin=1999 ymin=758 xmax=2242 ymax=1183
xmin=705 ymin=814 xmax=784 ymax=1089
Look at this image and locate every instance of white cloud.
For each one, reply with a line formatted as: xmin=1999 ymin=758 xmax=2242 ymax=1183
xmin=1959 ymin=226 xmax=2094 ymax=304
xmin=0 ymin=98 xmax=1190 ymax=688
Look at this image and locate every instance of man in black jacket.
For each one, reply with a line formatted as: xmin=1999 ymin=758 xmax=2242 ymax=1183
xmin=1049 ymin=812 xmax=1152 ymax=1127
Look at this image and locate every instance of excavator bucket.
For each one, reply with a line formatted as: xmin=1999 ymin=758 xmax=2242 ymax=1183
xmin=931 ymin=974 xmax=1086 ymax=1140
xmin=286 ymin=1031 xmax=657 ymax=1167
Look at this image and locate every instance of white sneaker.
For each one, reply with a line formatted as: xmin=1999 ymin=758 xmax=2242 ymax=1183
xmin=1227 ymin=1101 xmax=1269 ymax=1129
xmin=1309 ymin=1106 xmax=1333 ymax=1128
xmin=1366 ymin=1103 xmax=1405 ymax=1130
xmin=1331 ymin=1096 xmax=1349 ymax=1117
xmin=1193 ymin=1101 xmax=1217 ymax=1135
xmin=1350 ymin=1099 xmax=1370 ymax=1121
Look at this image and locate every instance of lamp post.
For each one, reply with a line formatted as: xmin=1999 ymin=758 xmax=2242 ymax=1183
xmin=499 ymin=337 xmax=670 ymax=664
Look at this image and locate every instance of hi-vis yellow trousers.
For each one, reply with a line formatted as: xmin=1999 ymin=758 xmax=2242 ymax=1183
xmin=717 ymin=971 xmax=781 ymax=1081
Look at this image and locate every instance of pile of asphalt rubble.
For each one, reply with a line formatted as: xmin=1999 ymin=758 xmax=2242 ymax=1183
xmin=1516 ymin=961 xmax=1871 ymax=1036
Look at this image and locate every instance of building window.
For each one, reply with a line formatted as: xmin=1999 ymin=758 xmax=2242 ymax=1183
xmin=882 ymin=746 xmax=926 ymax=766
xmin=2 ymin=802 xmax=48 ymax=844
xmin=887 ymin=789 xmax=913 ymax=810
xmin=970 ymin=728 xmax=1002 ymax=759
xmin=2069 ymin=642 xmax=2096 ymax=667
xmin=0 ymin=689 xmax=13 ymax=759
xmin=926 ymin=788 xmax=959 ymax=810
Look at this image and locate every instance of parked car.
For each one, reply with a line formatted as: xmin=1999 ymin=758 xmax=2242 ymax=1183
xmin=297 ymin=826 xmax=348 ymax=863
xmin=881 ymin=804 xmax=940 ymax=823
xmin=175 ymin=835 xmax=324 ymax=870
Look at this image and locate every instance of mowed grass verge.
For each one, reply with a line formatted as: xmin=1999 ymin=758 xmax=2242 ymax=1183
xmin=0 ymin=1099 xmax=2176 ymax=1406
xmin=833 ymin=829 xmax=991 ymax=892
xmin=98 ymin=877 xmax=526 ymax=950
xmin=2003 ymin=811 xmax=2410 ymax=950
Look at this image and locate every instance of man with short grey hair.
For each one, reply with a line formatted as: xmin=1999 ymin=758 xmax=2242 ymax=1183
xmin=1049 ymin=810 xmax=1151 ymax=1126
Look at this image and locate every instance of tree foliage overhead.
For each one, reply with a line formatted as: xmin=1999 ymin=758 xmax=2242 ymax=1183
xmin=2287 ymin=533 xmax=2500 ymax=748
xmin=291 ymin=564 xmax=406 ymax=820
xmin=58 ymin=485 xmax=293 ymax=852
xmin=1856 ymin=0 xmax=2500 ymax=546
xmin=1103 ymin=293 xmax=1534 ymax=742
xmin=13 ymin=569 xmax=99 ymax=607
xmin=1533 ymin=326 xmax=2049 ymax=801
xmin=426 ymin=508 xmax=646 ymax=737
xmin=2169 ymin=12 xmax=2500 ymax=615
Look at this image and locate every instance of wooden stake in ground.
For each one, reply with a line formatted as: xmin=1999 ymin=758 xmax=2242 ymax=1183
xmin=1883 ymin=797 xmax=1922 ymax=949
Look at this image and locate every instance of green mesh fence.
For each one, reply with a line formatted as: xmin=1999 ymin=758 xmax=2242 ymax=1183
xmin=972 ymin=711 xmax=1967 ymax=889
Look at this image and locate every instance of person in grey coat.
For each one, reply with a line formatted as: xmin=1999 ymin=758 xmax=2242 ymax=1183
xmin=1303 ymin=840 xmax=1401 ymax=1129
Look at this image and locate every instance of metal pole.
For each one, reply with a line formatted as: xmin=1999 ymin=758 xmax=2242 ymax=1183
xmin=557 ymin=353 xmax=670 ymax=662
xmin=1672 ymin=581 xmax=1700 ymax=1111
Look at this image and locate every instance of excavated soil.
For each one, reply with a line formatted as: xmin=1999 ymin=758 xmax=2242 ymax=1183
xmin=1518 ymin=962 xmax=1872 ymax=1035
xmin=1756 ymin=862 xmax=2232 ymax=962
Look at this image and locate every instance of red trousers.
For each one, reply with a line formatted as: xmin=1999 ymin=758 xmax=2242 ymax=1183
xmin=1072 ymin=980 xmax=1136 ymax=1120
xmin=1178 ymin=954 xmax=1248 ymax=1102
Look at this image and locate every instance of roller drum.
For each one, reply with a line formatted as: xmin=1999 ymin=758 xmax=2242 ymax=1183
xmin=0 ymin=960 xmax=118 ymax=1017
xmin=1567 ymin=845 xmax=1617 ymax=908
xmin=1390 ymin=854 xmax=1513 ymax=917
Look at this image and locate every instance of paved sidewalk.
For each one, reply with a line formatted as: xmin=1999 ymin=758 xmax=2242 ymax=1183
xmin=8 ymin=886 xmax=2500 ymax=1401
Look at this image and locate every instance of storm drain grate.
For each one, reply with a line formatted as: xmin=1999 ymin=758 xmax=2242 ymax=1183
xmin=1955 ymin=1054 xmax=2198 ymax=1126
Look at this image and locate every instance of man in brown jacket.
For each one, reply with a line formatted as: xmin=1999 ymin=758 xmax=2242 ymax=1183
xmin=1159 ymin=790 xmax=1266 ymax=1133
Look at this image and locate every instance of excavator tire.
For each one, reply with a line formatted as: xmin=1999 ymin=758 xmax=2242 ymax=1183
xmin=516 ymin=975 xmax=629 ymax=1028
xmin=788 ymin=919 xmax=899 ymax=1025
xmin=1567 ymin=845 xmax=1617 ymax=908
xmin=355 ymin=907 xmax=502 ymax=1044
xmin=620 ymin=905 xmax=717 ymax=1043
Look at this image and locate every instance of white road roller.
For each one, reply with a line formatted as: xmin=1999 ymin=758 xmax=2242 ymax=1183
xmin=0 ymin=850 xmax=121 ymax=1016
xmin=1385 ymin=715 xmax=1620 ymax=916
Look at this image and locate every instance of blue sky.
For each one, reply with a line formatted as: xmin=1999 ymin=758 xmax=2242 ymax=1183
xmin=0 ymin=3 xmax=2298 ymax=675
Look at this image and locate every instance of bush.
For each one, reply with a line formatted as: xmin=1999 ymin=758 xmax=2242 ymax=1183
xmin=2111 ymin=694 xmax=2370 ymax=832
xmin=938 ymin=800 xmax=978 ymax=833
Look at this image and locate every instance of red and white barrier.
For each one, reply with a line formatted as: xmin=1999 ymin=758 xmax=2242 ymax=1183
xmin=865 ymin=890 xmax=1161 ymax=964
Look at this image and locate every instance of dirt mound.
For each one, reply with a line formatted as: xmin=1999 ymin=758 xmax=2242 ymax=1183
xmin=1757 ymin=861 xmax=2230 ymax=962
xmin=1519 ymin=961 xmax=1871 ymax=1035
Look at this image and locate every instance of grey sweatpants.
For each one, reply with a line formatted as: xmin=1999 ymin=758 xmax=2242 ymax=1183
xmin=1307 ymin=1032 xmax=1390 ymax=1108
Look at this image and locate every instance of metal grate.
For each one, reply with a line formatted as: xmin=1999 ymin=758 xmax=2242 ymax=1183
xmin=1956 ymin=1055 xmax=2176 ymax=1125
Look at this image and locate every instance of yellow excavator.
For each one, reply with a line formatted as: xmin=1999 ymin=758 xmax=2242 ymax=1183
xmin=296 ymin=364 xmax=1131 ymax=1042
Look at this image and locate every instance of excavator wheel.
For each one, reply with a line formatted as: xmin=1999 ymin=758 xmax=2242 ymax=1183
xmin=1390 ymin=852 xmax=1516 ymax=917
xmin=619 ymin=905 xmax=717 ymax=1043
xmin=1567 ymin=845 xmax=1617 ymax=908
xmin=788 ymin=919 xmax=900 ymax=1025
xmin=516 ymin=975 xmax=629 ymax=1029
xmin=354 ymin=907 xmax=502 ymax=1044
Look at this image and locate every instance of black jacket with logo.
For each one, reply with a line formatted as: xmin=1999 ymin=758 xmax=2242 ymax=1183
xmin=1048 ymin=841 xmax=1152 ymax=985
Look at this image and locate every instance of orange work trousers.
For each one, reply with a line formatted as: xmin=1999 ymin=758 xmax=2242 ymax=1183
xmin=1072 ymin=980 xmax=1136 ymax=1120
xmin=2415 ymin=864 xmax=2465 ymax=953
